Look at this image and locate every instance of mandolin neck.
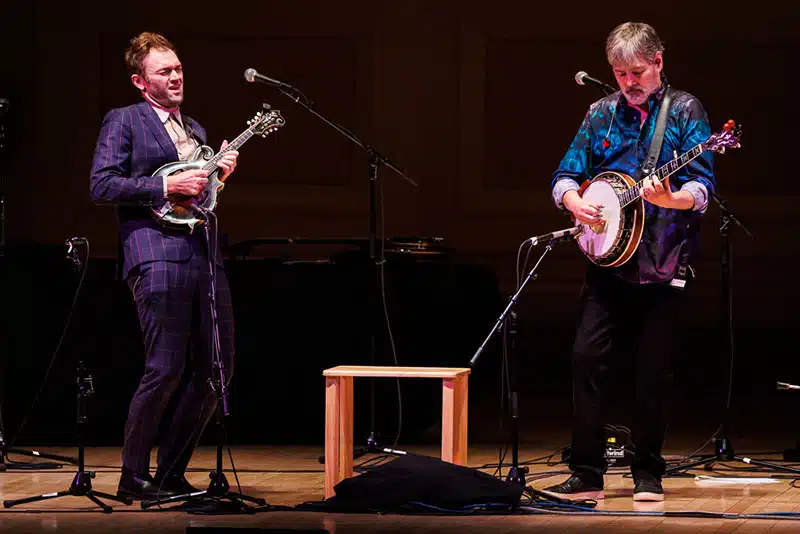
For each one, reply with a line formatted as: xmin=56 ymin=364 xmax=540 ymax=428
xmin=200 ymin=127 xmax=257 ymax=173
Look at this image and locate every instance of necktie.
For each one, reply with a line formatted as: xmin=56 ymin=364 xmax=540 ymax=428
xmin=167 ymin=113 xmax=197 ymax=161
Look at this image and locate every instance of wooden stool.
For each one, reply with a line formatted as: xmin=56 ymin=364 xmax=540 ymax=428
xmin=323 ymin=365 xmax=470 ymax=498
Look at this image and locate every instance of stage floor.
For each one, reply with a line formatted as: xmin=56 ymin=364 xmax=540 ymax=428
xmin=0 ymin=444 xmax=799 ymax=532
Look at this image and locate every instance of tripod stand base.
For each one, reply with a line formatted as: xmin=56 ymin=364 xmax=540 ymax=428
xmin=667 ymin=453 xmax=800 ymax=478
xmin=318 ymin=433 xmax=407 ymax=464
xmin=0 ymin=439 xmax=77 ymax=470
xmin=714 ymin=436 xmax=735 ymax=461
xmin=666 ymin=435 xmax=800 ymax=478
xmin=505 ymin=465 xmax=529 ymax=486
xmin=3 ymin=471 xmax=133 ymax=513
xmin=140 ymin=470 xmax=267 ymax=513
xmin=1 ymin=459 xmax=62 ymax=470
xmin=784 ymin=448 xmax=800 ymax=462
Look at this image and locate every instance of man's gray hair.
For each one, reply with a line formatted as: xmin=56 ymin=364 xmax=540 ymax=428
xmin=605 ymin=22 xmax=664 ymax=66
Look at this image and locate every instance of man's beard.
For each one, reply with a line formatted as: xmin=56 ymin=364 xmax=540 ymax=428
xmin=625 ymin=88 xmax=646 ymax=103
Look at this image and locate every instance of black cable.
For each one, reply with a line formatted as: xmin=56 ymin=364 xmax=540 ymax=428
xmin=496 ymin=307 xmax=508 ymax=479
xmin=208 ymin=210 xmax=244 ymax=497
xmin=489 ymin=238 xmax=536 ymax=481
xmin=678 ymin=207 xmax=740 ymax=469
xmin=223 ymin=423 xmax=243 ymax=495
xmin=378 ymin=177 xmax=403 ymax=453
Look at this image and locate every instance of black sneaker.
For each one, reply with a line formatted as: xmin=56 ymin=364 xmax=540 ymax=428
xmin=633 ymin=472 xmax=664 ymax=502
xmin=541 ymin=474 xmax=604 ymax=501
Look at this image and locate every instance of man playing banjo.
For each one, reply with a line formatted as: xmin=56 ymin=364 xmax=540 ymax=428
xmin=543 ymin=22 xmax=716 ymax=502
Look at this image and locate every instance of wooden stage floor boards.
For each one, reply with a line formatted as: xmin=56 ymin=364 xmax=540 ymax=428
xmin=0 ymin=444 xmax=799 ymax=532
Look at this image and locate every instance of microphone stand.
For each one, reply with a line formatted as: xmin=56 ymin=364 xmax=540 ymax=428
xmin=4 ymin=240 xmax=132 ymax=512
xmin=779 ymin=378 xmax=800 ymax=460
xmin=598 ymin=85 xmax=616 ymax=97
xmin=665 ymin=193 xmax=800 ymax=477
xmin=4 ymin=362 xmax=133 ymax=512
xmin=469 ymin=233 xmax=576 ymax=504
xmin=778 ymin=378 xmax=800 ymax=460
xmin=261 ymin=79 xmax=418 ymax=461
xmin=142 ymin=211 xmax=266 ymax=513
xmin=0 ymin=129 xmax=79 ymax=469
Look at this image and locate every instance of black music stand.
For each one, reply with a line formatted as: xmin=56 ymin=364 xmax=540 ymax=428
xmin=665 ymin=193 xmax=800 ymax=477
xmin=249 ymin=74 xmax=418 ymax=460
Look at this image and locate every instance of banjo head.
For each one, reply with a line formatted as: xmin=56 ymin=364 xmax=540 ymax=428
xmin=576 ymin=172 xmax=639 ymax=266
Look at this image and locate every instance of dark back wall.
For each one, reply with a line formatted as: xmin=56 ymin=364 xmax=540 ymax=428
xmin=0 ymin=1 xmax=797 ymax=447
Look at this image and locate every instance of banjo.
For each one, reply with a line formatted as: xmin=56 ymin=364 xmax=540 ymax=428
xmin=574 ymin=120 xmax=742 ymax=267
xmin=151 ymin=104 xmax=286 ymax=231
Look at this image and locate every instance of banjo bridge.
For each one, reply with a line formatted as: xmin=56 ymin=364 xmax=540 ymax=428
xmin=589 ymin=220 xmax=607 ymax=234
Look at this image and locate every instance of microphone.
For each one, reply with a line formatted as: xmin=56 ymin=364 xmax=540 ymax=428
xmin=575 ymin=71 xmax=616 ymax=95
xmin=529 ymin=226 xmax=582 ymax=246
xmin=777 ymin=381 xmax=800 ymax=391
xmin=65 ymin=237 xmax=88 ymax=270
xmin=244 ymin=68 xmax=292 ymax=89
xmin=65 ymin=236 xmax=87 ymax=248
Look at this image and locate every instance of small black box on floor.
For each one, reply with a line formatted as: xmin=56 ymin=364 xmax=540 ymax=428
xmin=561 ymin=424 xmax=634 ymax=468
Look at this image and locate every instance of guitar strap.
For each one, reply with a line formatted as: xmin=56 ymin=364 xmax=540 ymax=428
xmin=638 ymin=86 xmax=674 ymax=180
xmin=639 ymin=86 xmax=695 ymax=289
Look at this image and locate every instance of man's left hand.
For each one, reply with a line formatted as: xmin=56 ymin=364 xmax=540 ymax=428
xmin=217 ymin=140 xmax=239 ymax=182
xmin=641 ymin=176 xmax=696 ymax=210
xmin=641 ymin=176 xmax=675 ymax=208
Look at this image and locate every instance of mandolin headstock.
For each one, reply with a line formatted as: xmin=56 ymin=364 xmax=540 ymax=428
xmin=247 ymin=103 xmax=286 ymax=138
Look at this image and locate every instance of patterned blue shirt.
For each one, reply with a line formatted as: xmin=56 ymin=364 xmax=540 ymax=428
xmin=552 ymin=77 xmax=716 ymax=285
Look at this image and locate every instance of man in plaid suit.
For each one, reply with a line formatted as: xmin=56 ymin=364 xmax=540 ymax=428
xmin=90 ymin=32 xmax=239 ymax=501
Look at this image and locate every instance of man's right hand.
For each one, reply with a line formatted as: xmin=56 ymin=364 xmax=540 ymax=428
xmin=563 ymin=190 xmax=604 ymax=225
xmin=166 ymin=169 xmax=209 ymax=196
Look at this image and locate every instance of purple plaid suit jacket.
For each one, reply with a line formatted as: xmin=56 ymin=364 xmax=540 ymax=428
xmin=90 ymin=101 xmax=211 ymax=280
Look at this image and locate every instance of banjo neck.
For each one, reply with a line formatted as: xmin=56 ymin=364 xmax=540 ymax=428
xmin=618 ymin=143 xmax=706 ymax=208
xmin=574 ymin=120 xmax=741 ymax=269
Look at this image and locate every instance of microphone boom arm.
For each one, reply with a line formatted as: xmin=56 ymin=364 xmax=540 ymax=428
xmin=243 ymin=68 xmax=416 ymax=187
xmin=469 ymin=229 xmax=577 ymax=367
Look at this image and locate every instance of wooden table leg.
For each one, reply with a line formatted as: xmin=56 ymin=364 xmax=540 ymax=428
xmin=441 ymin=374 xmax=468 ymax=466
xmin=338 ymin=376 xmax=354 ymax=484
xmin=324 ymin=376 xmax=340 ymax=499
xmin=325 ymin=375 xmax=354 ymax=499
